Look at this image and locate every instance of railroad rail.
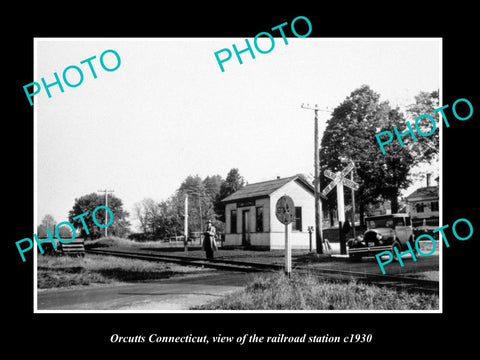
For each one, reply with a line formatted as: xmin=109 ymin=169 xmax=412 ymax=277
xmin=85 ymin=248 xmax=439 ymax=294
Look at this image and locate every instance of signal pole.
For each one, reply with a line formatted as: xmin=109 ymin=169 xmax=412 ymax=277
xmin=301 ymin=103 xmax=332 ymax=254
xmin=97 ymin=189 xmax=114 ymax=237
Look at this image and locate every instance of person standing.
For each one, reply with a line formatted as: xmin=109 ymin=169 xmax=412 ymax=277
xmin=202 ymin=220 xmax=217 ymax=260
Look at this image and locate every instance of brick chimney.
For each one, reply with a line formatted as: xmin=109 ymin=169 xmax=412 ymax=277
xmin=426 ymin=173 xmax=431 ymax=187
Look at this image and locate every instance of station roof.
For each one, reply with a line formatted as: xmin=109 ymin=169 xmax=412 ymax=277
xmin=221 ymin=175 xmax=326 ymax=203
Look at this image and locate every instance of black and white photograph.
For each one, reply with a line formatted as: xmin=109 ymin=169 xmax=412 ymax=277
xmin=6 ymin=6 xmax=478 ymax=355
xmin=32 ymin=37 xmax=441 ymax=313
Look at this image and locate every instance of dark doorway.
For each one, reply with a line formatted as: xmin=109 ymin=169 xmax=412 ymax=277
xmin=242 ymin=210 xmax=250 ymax=246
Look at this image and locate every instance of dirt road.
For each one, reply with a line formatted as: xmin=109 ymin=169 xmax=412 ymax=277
xmin=37 ymin=271 xmax=257 ymax=311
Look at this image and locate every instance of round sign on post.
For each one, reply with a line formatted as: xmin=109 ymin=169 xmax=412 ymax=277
xmin=276 ymin=195 xmax=295 ymax=276
xmin=275 ymin=195 xmax=295 ymax=225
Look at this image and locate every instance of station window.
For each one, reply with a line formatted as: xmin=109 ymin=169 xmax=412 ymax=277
xmin=256 ymin=206 xmax=264 ymax=232
xmin=292 ymin=207 xmax=302 ymax=231
xmin=415 ymin=203 xmax=425 ymax=213
xmin=231 ymin=209 xmax=237 ymax=233
xmin=431 ymin=201 xmax=439 ymax=212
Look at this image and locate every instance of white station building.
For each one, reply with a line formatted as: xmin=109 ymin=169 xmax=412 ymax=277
xmin=221 ymin=175 xmax=324 ymax=250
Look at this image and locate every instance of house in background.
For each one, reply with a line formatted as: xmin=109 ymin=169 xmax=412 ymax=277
xmin=405 ymin=173 xmax=439 ymax=227
xmin=221 ymin=175 xmax=325 ymax=250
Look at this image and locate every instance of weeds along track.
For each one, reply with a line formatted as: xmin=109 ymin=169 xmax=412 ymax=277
xmin=85 ymin=248 xmax=439 ymax=295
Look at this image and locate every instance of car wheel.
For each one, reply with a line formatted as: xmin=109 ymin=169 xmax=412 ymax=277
xmin=349 ymin=253 xmax=361 ymax=262
xmin=392 ymin=241 xmax=402 ymax=262
xmin=408 ymin=237 xmax=418 ymax=256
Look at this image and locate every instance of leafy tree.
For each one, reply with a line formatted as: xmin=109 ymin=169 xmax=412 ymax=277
xmin=405 ymin=90 xmax=440 ymax=164
xmin=203 ymin=175 xmax=223 ymax=202
xmin=202 ymin=174 xmax=225 ymax=231
xmin=37 ymin=214 xmax=56 ymax=237
xmin=41 ymin=214 xmax=56 ymax=229
xmin=214 ymin=168 xmax=245 ymax=222
xmin=134 ymin=172 xmax=241 ymax=240
xmin=175 ymin=174 xmax=225 ymax=233
xmin=320 ymin=85 xmax=416 ymax=222
xmin=178 ymin=175 xmax=207 ymax=232
xmin=133 ymin=201 xmax=149 ymax=234
xmin=133 ymin=198 xmax=161 ymax=235
xmin=68 ymin=193 xmax=130 ymax=239
xmin=37 ymin=214 xmax=73 ymax=239
xmin=155 ymin=195 xmax=183 ymax=239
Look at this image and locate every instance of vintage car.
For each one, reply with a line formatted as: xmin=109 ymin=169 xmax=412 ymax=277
xmin=347 ymin=213 xmax=416 ymax=261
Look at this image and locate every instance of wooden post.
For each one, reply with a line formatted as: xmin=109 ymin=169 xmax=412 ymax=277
xmin=285 ymin=223 xmax=291 ymax=276
xmin=105 ymin=190 xmax=108 ymax=237
xmin=313 ymin=107 xmax=324 ymax=254
xmin=350 ymin=170 xmax=356 ymax=240
xmin=302 ymin=103 xmax=331 ymax=255
xmin=336 ymin=180 xmax=347 ymax=254
xmin=184 ymin=194 xmax=188 ymax=253
xmin=308 ymin=226 xmax=313 ymax=253
xmin=97 ymin=189 xmax=114 ymax=237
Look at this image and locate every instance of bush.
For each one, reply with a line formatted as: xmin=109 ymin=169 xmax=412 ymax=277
xmin=194 ymin=272 xmax=439 ymax=310
xmin=127 ymin=233 xmax=157 ymax=242
xmin=85 ymin=236 xmax=137 ymax=249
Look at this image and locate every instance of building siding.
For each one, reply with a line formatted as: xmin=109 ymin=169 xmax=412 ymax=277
xmin=224 ymin=178 xmax=316 ymax=250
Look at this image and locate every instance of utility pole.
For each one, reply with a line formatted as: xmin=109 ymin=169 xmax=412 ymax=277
xmin=185 ymin=190 xmax=207 ymax=249
xmin=350 ymin=169 xmax=356 ymax=239
xmin=184 ymin=193 xmax=188 ymax=253
xmin=97 ymin=189 xmax=114 ymax=237
xmin=301 ymin=103 xmax=332 ymax=254
xmin=198 ymin=196 xmax=203 ymax=233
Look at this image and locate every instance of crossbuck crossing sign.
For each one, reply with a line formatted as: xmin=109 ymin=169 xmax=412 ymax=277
xmin=322 ymin=161 xmax=358 ymax=195
xmin=322 ymin=161 xmax=359 ymax=222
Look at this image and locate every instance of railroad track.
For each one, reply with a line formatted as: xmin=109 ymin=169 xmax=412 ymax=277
xmin=85 ymin=248 xmax=439 ymax=294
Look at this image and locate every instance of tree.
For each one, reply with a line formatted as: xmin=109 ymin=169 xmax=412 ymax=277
xmin=405 ymin=90 xmax=440 ymax=164
xmin=133 ymin=201 xmax=149 ymax=234
xmin=155 ymin=194 xmax=184 ymax=239
xmin=177 ymin=175 xmax=207 ymax=232
xmin=37 ymin=214 xmax=56 ymax=237
xmin=214 ymin=168 xmax=245 ymax=222
xmin=203 ymin=175 xmax=223 ymax=203
xmin=133 ymin=198 xmax=165 ymax=236
xmin=37 ymin=214 xmax=73 ymax=239
xmin=202 ymin=175 xmax=225 ymax=231
xmin=133 ymin=172 xmax=241 ymax=240
xmin=41 ymin=214 xmax=56 ymax=229
xmin=374 ymin=107 xmax=416 ymax=212
xmin=320 ymin=85 xmax=416 ymax=222
xmin=68 ymin=193 xmax=130 ymax=239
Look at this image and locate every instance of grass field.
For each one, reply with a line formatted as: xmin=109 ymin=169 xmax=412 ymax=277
xmin=37 ymin=253 xmax=212 ymax=289
xmin=193 ymin=272 xmax=439 ymax=310
xmin=41 ymin=237 xmax=439 ymax=310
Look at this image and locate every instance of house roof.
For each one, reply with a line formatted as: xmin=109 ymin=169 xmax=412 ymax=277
xmin=405 ymin=186 xmax=439 ymax=201
xmin=221 ymin=175 xmax=325 ymax=203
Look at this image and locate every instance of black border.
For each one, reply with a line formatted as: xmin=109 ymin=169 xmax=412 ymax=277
xmin=6 ymin=4 xmax=479 ymax=355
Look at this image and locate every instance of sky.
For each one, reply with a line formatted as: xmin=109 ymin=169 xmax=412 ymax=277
xmin=35 ymin=38 xmax=441 ymax=230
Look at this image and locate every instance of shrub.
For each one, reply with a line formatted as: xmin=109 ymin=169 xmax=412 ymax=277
xmin=194 ymin=272 xmax=439 ymax=310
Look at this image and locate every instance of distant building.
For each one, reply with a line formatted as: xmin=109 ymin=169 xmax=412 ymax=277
xmin=221 ymin=175 xmax=325 ymax=250
xmin=405 ymin=173 xmax=439 ymax=227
